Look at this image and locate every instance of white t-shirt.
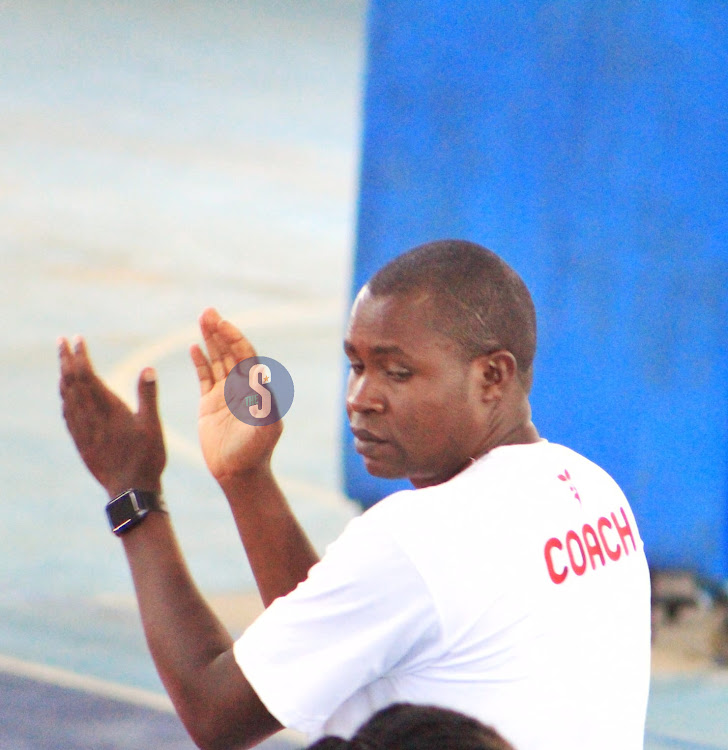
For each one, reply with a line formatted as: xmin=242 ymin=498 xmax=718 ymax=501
xmin=234 ymin=441 xmax=651 ymax=749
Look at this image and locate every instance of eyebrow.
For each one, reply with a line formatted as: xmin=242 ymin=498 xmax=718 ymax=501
xmin=343 ymin=341 xmax=408 ymax=357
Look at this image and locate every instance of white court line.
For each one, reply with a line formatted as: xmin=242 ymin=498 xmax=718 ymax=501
xmin=0 ymin=651 xmax=174 ymax=711
xmin=106 ymin=299 xmax=358 ymax=512
xmin=0 ymin=652 xmax=306 ymax=745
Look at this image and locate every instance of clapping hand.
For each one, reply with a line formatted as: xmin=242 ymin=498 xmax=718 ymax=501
xmin=58 ymin=336 xmax=166 ymax=498
xmin=190 ymin=308 xmax=282 ymax=486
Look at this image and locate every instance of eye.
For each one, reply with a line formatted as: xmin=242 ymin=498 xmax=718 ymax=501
xmin=386 ymin=369 xmax=412 ymax=382
xmin=349 ymin=361 xmax=364 ymax=375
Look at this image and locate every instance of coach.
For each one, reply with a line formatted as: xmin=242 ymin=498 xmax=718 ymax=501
xmin=58 ymin=240 xmax=651 ymax=749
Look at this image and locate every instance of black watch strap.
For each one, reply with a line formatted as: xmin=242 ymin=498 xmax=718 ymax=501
xmin=106 ymin=489 xmax=168 ymax=536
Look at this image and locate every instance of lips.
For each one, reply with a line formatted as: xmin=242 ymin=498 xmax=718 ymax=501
xmin=351 ymin=427 xmax=388 ymax=456
xmin=351 ymin=427 xmax=386 ymax=443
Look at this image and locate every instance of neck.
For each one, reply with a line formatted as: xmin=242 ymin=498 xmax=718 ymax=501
xmin=409 ymin=418 xmax=541 ymax=490
xmin=467 ymin=421 xmax=539 ymax=462
xmin=500 ymin=417 xmax=540 ymax=446
xmin=469 ymin=396 xmax=540 ymax=462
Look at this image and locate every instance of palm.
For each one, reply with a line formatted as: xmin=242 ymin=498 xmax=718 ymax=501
xmin=191 ymin=309 xmax=282 ymax=482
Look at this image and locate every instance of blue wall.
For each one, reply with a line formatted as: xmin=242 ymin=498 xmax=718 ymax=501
xmin=344 ymin=0 xmax=728 ymax=579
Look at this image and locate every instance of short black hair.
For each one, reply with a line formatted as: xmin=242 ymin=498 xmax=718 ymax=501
xmin=367 ymin=239 xmax=537 ymax=381
xmin=306 ymin=703 xmax=515 ymax=750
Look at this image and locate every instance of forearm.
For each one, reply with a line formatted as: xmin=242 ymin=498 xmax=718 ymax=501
xmin=58 ymin=332 xmax=280 ymax=748
xmin=122 ymin=512 xmax=230 ymax=682
xmin=219 ymin=465 xmax=319 ymax=607
xmin=120 ymin=512 xmax=271 ymax=749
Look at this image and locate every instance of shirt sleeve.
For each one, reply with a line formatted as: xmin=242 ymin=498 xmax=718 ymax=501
xmin=233 ymin=512 xmax=441 ymax=736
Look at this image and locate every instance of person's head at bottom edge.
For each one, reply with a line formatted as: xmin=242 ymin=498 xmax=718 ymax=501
xmin=306 ymin=703 xmax=516 ymax=750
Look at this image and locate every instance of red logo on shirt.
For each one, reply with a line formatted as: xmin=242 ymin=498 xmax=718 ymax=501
xmin=558 ymin=469 xmax=581 ymax=504
xmin=543 ymin=507 xmax=637 ymax=585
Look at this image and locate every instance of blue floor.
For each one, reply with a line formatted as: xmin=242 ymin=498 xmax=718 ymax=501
xmin=646 ymin=674 xmax=728 ymax=749
xmin=1 ymin=671 xmax=199 ymax=750
xmin=0 ymin=671 xmax=297 ymax=750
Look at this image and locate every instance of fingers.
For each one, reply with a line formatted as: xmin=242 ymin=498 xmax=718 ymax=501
xmin=219 ymin=332 xmax=239 ymax=375
xmin=58 ymin=336 xmax=100 ymax=429
xmin=197 ymin=308 xmax=257 ymax=385
xmin=58 ymin=335 xmax=110 ymax=448
xmin=58 ymin=335 xmax=130 ymax=421
xmin=190 ymin=343 xmax=215 ymax=396
xmin=58 ymin=337 xmax=80 ymax=423
xmin=58 ymin=337 xmax=73 ymax=388
xmin=216 ymin=319 xmax=256 ymax=363
xmin=137 ymin=367 xmax=161 ymax=428
xmin=58 ymin=335 xmax=95 ymax=392
xmin=199 ymin=308 xmax=228 ymax=382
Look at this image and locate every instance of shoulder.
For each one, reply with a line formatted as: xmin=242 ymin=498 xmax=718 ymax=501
xmin=476 ymin=440 xmax=627 ymax=497
xmin=307 ymin=497 xmax=428 ymax=590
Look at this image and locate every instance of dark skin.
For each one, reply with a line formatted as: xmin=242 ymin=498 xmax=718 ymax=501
xmin=345 ymin=287 xmax=539 ymax=487
xmin=58 ymin=314 xmax=307 ymax=750
xmin=58 ymin=292 xmax=537 ymax=750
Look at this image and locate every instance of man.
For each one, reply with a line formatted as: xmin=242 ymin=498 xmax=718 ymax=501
xmin=58 ymin=240 xmax=651 ymax=750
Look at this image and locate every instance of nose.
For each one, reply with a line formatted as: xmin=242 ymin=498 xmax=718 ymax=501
xmin=346 ymin=372 xmax=386 ymax=415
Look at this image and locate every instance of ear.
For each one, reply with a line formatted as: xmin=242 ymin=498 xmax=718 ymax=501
xmin=472 ymin=350 xmax=518 ymax=402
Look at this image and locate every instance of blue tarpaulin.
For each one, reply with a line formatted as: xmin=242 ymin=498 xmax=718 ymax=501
xmin=344 ymin=0 xmax=728 ymax=580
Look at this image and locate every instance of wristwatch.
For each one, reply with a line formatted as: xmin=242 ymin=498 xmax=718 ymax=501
xmin=106 ymin=489 xmax=168 ymax=536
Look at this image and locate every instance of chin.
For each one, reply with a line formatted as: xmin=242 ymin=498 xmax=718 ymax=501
xmin=362 ymin=458 xmax=407 ymax=480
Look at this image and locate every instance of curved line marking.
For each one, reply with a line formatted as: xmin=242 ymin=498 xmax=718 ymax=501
xmin=105 ymin=299 xmax=356 ymax=513
xmin=107 ymin=298 xmax=343 ymax=401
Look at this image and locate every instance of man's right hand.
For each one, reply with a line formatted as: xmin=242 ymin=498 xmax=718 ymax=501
xmin=190 ymin=308 xmax=283 ymax=486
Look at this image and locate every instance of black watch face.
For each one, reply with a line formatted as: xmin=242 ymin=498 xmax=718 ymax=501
xmin=108 ymin=492 xmax=147 ymax=534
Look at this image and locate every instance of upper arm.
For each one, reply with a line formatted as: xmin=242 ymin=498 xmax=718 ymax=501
xmin=232 ymin=516 xmax=442 ymax=737
xmin=183 ymin=649 xmax=283 ymax=750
